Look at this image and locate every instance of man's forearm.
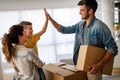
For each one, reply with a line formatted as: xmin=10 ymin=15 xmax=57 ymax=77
xmin=49 ymin=16 xmax=61 ymax=30
xmin=97 ymin=52 xmax=114 ymax=68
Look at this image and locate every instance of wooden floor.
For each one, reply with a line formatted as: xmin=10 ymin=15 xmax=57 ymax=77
xmin=2 ymin=68 xmax=120 ymax=80
xmin=103 ymin=68 xmax=120 ymax=80
xmin=103 ymin=74 xmax=120 ymax=80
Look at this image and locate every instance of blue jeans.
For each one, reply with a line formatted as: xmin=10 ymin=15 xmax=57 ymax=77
xmin=38 ymin=68 xmax=46 ymax=80
xmin=12 ymin=68 xmax=46 ymax=80
xmin=12 ymin=75 xmax=16 ymax=80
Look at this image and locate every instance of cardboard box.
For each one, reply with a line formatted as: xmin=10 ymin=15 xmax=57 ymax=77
xmin=43 ymin=62 xmax=87 ymax=80
xmin=76 ymin=45 xmax=114 ymax=75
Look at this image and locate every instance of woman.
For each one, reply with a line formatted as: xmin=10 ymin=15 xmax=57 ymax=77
xmin=11 ymin=8 xmax=48 ymax=80
xmin=2 ymin=25 xmax=44 ymax=80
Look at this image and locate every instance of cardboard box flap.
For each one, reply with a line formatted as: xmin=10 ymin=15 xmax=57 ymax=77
xmin=44 ymin=64 xmax=74 ymax=77
xmin=55 ymin=62 xmax=66 ymax=66
xmin=44 ymin=64 xmax=56 ymax=73
xmin=59 ymin=64 xmax=80 ymax=72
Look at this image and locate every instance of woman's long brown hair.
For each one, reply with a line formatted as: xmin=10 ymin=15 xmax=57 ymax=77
xmin=2 ymin=25 xmax=23 ymax=62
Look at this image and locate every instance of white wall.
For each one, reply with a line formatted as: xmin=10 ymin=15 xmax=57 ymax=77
xmin=0 ymin=48 xmax=3 ymax=80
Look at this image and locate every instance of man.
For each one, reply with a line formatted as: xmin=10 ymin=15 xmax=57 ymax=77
xmin=44 ymin=0 xmax=118 ymax=80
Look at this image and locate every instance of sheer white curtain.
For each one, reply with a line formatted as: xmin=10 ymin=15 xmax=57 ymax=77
xmin=0 ymin=7 xmax=80 ymax=64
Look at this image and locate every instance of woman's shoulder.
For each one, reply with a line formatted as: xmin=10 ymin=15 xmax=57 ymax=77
xmin=15 ymin=45 xmax=29 ymax=57
xmin=27 ymin=48 xmax=37 ymax=56
xmin=27 ymin=48 xmax=36 ymax=53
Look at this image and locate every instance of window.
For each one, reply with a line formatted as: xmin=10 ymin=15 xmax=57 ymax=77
xmin=114 ymin=7 xmax=119 ymax=23
xmin=0 ymin=7 xmax=80 ymax=64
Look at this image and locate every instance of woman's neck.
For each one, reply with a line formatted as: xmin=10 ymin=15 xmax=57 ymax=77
xmin=17 ymin=42 xmax=24 ymax=45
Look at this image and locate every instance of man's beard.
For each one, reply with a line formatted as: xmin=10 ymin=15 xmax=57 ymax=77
xmin=82 ymin=13 xmax=90 ymax=20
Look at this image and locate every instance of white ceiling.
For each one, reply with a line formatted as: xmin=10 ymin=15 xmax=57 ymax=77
xmin=0 ymin=0 xmax=80 ymax=11
xmin=0 ymin=0 xmax=119 ymax=11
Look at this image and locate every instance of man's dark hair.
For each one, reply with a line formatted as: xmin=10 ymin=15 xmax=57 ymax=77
xmin=78 ymin=0 xmax=98 ymax=14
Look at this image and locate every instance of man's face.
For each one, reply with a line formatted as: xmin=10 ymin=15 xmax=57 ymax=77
xmin=79 ymin=5 xmax=90 ymax=20
xmin=24 ymin=25 xmax=33 ymax=37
